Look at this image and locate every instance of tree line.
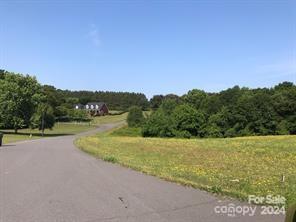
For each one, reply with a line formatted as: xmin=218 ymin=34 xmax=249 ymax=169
xmin=0 ymin=70 xmax=55 ymax=133
xmin=56 ymin=89 xmax=149 ymax=110
xmin=42 ymin=86 xmax=149 ymax=122
xmin=0 ymin=70 xmax=149 ymax=132
xmin=131 ymin=82 xmax=296 ymax=138
xmin=1 ymin=70 xmax=295 ymax=138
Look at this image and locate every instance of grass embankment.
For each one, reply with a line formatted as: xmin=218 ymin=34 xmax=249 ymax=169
xmin=1 ymin=112 xmax=128 ymax=144
xmin=76 ymin=126 xmax=296 ymax=207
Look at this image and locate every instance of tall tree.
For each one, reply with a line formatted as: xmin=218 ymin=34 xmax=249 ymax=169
xmin=183 ymin=89 xmax=208 ymax=110
xmin=30 ymin=104 xmax=55 ymax=136
xmin=0 ymin=71 xmax=42 ymax=133
xmin=150 ymin=95 xmax=164 ymax=109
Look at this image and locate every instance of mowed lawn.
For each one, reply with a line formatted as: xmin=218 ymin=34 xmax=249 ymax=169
xmin=1 ymin=112 xmax=128 ymax=144
xmin=76 ymin=127 xmax=296 ymax=207
xmin=1 ymin=123 xmax=96 ymax=144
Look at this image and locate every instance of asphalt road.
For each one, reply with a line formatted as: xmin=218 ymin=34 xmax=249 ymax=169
xmin=0 ymin=123 xmax=285 ymax=222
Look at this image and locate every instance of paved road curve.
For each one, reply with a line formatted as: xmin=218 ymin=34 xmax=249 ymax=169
xmin=0 ymin=123 xmax=284 ymax=222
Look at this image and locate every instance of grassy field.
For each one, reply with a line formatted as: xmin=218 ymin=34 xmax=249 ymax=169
xmin=76 ymin=127 xmax=296 ymax=207
xmin=1 ymin=123 xmax=96 ymax=144
xmin=110 ymin=126 xmax=141 ymax=137
xmin=91 ymin=112 xmax=128 ymax=125
xmin=1 ymin=112 xmax=128 ymax=144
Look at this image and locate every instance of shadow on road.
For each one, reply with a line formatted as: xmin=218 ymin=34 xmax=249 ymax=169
xmin=2 ymin=132 xmax=74 ymax=137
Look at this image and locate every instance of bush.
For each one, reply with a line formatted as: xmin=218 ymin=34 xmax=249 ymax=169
xmin=287 ymin=115 xmax=296 ymax=134
xmin=142 ymin=110 xmax=175 ymax=137
xmin=224 ymin=128 xmax=237 ymax=137
xmin=70 ymin=109 xmax=90 ymax=122
xmin=142 ymin=104 xmax=206 ymax=138
xmin=276 ymin=120 xmax=290 ymax=135
xmin=172 ymin=104 xmax=205 ymax=137
xmin=160 ymin=99 xmax=178 ymax=115
xmin=204 ymin=125 xmax=223 ymax=138
xmin=127 ymin=106 xmax=144 ymax=127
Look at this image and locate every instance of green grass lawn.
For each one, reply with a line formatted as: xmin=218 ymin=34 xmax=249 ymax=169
xmin=108 ymin=110 xmax=126 ymax=115
xmin=76 ymin=127 xmax=296 ymax=207
xmin=1 ymin=123 xmax=96 ymax=144
xmin=1 ymin=112 xmax=128 ymax=144
xmin=110 ymin=126 xmax=141 ymax=137
xmin=91 ymin=112 xmax=128 ymax=125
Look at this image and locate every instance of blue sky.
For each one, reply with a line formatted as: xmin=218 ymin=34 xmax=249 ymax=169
xmin=0 ymin=0 xmax=295 ymax=98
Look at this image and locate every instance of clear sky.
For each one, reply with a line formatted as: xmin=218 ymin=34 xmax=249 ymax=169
xmin=0 ymin=0 xmax=295 ymax=98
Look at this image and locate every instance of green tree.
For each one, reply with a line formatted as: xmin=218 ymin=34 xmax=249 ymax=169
xmin=55 ymin=105 xmax=69 ymax=117
xmin=150 ymin=95 xmax=164 ymax=109
xmin=172 ymin=104 xmax=205 ymax=137
xmin=30 ymin=104 xmax=55 ymax=136
xmin=0 ymin=71 xmax=42 ymax=133
xmin=287 ymin=115 xmax=296 ymax=134
xmin=203 ymin=107 xmax=231 ymax=138
xmin=236 ymin=90 xmax=277 ymax=135
xmin=69 ymin=109 xmax=90 ymax=122
xmin=142 ymin=109 xmax=175 ymax=137
xmin=127 ymin=106 xmax=144 ymax=127
xmin=142 ymin=82 xmax=296 ymax=138
xmin=41 ymin=86 xmax=149 ymax=111
xmin=160 ymin=99 xmax=178 ymax=115
xmin=183 ymin=89 xmax=208 ymax=110
xmin=201 ymin=94 xmax=223 ymax=115
xmin=0 ymin=69 xmax=5 ymax=79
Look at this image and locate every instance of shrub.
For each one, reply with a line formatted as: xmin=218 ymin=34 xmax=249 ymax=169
xmin=224 ymin=128 xmax=237 ymax=137
xmin=287 ymin=115 xmax=296 ymax=134
xmin=204 ymin=125 xmax=223 ymax=138
xmin=127 ymin=106 xmax=144 ymax=127
xmin=142 ymin=110 xmax=175 ymax=137
xmin=172 ymin=104 xmax=205 ymax=137
xmin=276 ymin=120 xmax=290 ymax=135
xmin=160 ymin=99 xmax=178 ymax=115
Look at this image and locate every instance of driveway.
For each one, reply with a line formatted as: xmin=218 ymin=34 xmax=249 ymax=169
xmin=0 ymin=123 xmax=285 ymax=222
